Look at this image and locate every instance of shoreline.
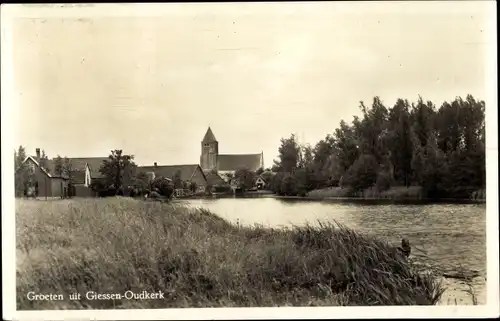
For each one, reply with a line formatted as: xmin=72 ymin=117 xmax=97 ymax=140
xmin=176 ymin=193 xmax=486 ymax=204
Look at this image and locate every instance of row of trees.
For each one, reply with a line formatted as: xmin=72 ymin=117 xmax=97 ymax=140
xmin=267 ymin=95 xmax=486 ymax=199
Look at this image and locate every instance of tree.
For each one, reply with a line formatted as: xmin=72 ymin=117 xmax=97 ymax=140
xmin=411 ymin=96 xmax=436 ymax=148
xmin=299 ymin=144 xmax=314 ymax=169
xmin=39 ymin=150 xmax=49 ymax=173
xmin=269 ymin=94 xmax=485 ymax=199
xmin=133 ymin=171 xmax=151 ymax=190
xmin=260 ymin=170 xmax=274 ymax=187
xmin=342 ymin=154 xmax=379 ymax=192
xmin=274 ymin=134 xmax=301 ymax=173
xmin=63 ymin=157 xmax=73 ymax=180
xmin=354 ymin=97 xmax=389 ymax=163
xmin=234 ymin=167 xmax=256 ymax=191
xmin=99 ymin=150 xmax=137 ymax=194
xmin=388 ymin=99 xmax=414 ymax=186
xmin=280 ymin=173 xmax=299 ymax=196
xmin=190 ymin=181 xmax=198 ymax=193
xmin=53 ymin=155 xmax=64 ymax=176
xmin=15 ymin=145 xmax=27 ymax=170
xmin=333 ymin=120 xmax=359 ymax=174
xmin=172 ymin=170 xmax=183 ymax=189
xmin=151 ymin=177 xmax=174 ymax=198
xmin=310 ymin=135 xmax=335 ymax=188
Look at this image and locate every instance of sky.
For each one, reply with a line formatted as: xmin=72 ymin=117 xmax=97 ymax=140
xmin=5 ymin=1 xmax=495 ymax=167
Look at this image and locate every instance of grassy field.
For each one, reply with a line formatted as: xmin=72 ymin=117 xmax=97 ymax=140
xmin=16 ymin=197 xmax=445 ymax=309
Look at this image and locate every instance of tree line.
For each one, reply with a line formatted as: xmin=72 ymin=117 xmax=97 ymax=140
xmin=267 ymin=95 xmax=486 ymax=199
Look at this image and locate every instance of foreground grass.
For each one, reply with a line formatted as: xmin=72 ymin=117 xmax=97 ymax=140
xmin=16 ymin=197 xmax=444 ymax=309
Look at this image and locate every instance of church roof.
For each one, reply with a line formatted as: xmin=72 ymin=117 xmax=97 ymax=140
xmin=202 ymin=127 xmax=217 ymax=143
xmin=217 ymin=153 xmax=263 ymax=172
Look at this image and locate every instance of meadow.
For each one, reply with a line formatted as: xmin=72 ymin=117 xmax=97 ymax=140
xmin=16 ymin=197 xmax=445 ymax=309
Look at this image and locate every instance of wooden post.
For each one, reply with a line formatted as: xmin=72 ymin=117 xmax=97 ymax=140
xmin=45 ymin=177 xmax=48 ymax=200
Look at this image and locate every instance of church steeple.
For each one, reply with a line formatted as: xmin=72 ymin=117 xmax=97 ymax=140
xmin=202 ymin=127 xmax=217 ymax=143
xmin=200 ymin=127 xmax=219 ymax=171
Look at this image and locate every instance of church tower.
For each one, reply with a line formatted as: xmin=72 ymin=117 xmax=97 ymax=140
xmin=200 ymin=127 xmax=219 ymax=171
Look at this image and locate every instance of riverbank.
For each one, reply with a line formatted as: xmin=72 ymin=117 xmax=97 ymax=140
xmin=17 ymin=197 xmax=444 ymax=309
xmin=268 ymin=195 xmax=486 ymax=204
xmin=301 ymin=186 xmax=485 ymax=204
xmin=173 ymin=186 xmax=485 ymax=204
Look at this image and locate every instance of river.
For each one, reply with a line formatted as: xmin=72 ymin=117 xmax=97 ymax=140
xmin=181 ymin=197 xmax=487 ymax=305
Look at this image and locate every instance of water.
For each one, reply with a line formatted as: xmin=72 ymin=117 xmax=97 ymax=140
xmin=182 ymin=197 xmax=487 ymax=305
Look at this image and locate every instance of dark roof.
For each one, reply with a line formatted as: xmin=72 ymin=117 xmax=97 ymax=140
xmin=70 ymin=171 xmax=86 ymax=185
xmin=46 ymin=157 xmax=108 ymax=177
xmin=203 ymin=170 xmax=227 ymax=186
xmin=202 ymin=127 xmax=217 ymax=143
xmin=217 ymin=153 xmax=263 ymax=172
xmin=15 ymin=156 xmax=64 ymax=179
xmin=138 ymin=164 xmax=206 ymax=182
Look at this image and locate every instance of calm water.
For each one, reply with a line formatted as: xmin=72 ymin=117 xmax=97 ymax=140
xmin=182 ymin=197 xmax=487 ymax=305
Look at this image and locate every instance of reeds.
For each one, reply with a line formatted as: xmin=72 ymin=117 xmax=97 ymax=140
xmin=16 ymin=197 xmax=444 ymax=309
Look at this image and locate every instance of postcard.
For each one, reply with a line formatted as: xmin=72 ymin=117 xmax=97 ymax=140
xmin=2 ymin=2 xmax=498 ymax=320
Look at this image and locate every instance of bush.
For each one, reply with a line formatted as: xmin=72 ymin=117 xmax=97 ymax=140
xmin=151 ymin=176 xmax=174 ymax=198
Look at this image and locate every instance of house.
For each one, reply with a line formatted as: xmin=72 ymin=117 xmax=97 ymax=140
xmin=255 ymin=175 xmax=266 ymax=189
xmin=199 ymin=127 xmax=264 ymax=175
xmin=203 ymin=170 xmax=227 ymax=186
xmin=137 ymin=163 xmax=208 ymax=193
xmin=45 ymin=156 xmax=109 ymax=197
xmin=14 ymin=149 xmax=69 ymax=198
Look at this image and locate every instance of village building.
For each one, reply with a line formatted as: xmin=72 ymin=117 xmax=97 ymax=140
xmin=16 ymin=127 xmax=268 ymax=198
xmin=15 ymin=149 xmax=69 ymax=198
xmin=255 ymin=175 xmax=266 ymax=189
xmin=137 ymin=163 xmax=208 ymax=196
xmin=46 ymin=157 xmax=108 ymax=196
xmin=15 ymin=148 xmax=111 ymax=198
xmin=199 ymin=127 xmax=264 ymax=182
xmin=202 ymin=170 xmax=228 ymax=191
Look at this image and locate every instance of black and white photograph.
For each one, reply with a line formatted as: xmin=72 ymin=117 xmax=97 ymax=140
xmin=1 ymin=1 xmax=498 ymax=320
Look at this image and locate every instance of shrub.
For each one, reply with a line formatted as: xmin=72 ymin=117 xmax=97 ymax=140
xmin=151 ymin=177 xmax=174 ymax=198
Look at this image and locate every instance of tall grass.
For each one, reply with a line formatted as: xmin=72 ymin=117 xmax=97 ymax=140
xmin=16 ymin=198 xmax=444 ymax=309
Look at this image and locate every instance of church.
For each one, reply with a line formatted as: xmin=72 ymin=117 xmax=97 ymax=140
xmin=200 ymin=127 xmax=264 ymax=175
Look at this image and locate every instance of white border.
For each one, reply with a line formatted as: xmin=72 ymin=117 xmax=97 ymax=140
xmin=2 ymin=2 xmax=499 ymax=320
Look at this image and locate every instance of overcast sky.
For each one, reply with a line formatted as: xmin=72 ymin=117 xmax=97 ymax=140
xmin=5 ymin=1 xmax=494 ymax=167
